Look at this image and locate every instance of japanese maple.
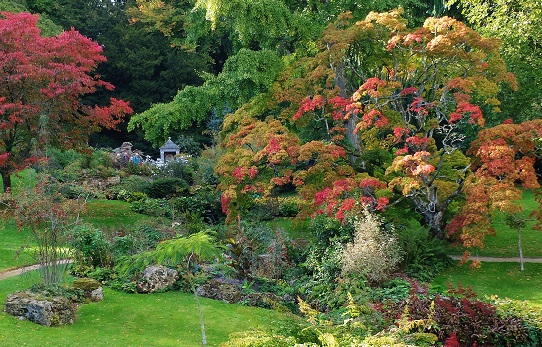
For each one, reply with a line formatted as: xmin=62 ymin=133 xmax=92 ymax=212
xmin=0 ymin=12 xmax=132 ymax=191
xmin=282 ymin=11 xmax=513 ymax=238
xmin=448 ymin=120 xmax=542 ymax=249
xmin=217 ymin=10 xmax=516 ymax=240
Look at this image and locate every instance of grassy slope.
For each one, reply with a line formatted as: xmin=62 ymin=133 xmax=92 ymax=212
xmin=83 ymin=199 xmax=157 ymax=228
xmin=0 ymin=199 xmax=155 ymax=272
xmin=434 ymin=192 xmax=542 ymax=305
xmin=0 ymin=271 xmax=286 ymax=347
xmin=433 ymin=262 xmax=542 ymax=306
xmin=0 ymin=221 xmax=34 ymax=271
xmin=450 ymin=190 xmax=542 ymax=258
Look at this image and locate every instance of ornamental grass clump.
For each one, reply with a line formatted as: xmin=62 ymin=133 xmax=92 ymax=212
xmin=341 ymin=209 xmax=402 ymax=284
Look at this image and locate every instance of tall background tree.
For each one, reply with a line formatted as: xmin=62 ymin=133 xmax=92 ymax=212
xmin=447 ymin=0 xmax=542 ymax=122
xmin=0 ymin=11 xmax=132 ymax=191
xmin=20 ymin=0 xmax=209 ymax=151
xmin=127 ymin=0 xmax=442 ymax=147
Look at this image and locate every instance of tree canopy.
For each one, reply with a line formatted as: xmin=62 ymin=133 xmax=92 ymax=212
xmin=0 ymin=11 xmax=132 ymax=191
xmin=449 ymin=0 xmax=542 ymax=122
xmin=217 ymin=9 xmax=517 ymax=243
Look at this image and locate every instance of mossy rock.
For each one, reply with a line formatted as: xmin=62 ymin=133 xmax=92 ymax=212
xmin=73 ymin=278 xmax=101 ymax=291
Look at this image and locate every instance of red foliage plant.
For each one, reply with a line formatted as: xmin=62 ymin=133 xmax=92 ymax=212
xmin=0 ymin=12 xmax=133 ymax=191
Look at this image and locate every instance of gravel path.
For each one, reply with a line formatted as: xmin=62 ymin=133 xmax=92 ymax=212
xmin=0 ymin=256 xmax=540 ymax=281
xmin=0 ymin=260 xmax=74 ymax=280
xmin=448 ymin=255 xmax=542 ymax=263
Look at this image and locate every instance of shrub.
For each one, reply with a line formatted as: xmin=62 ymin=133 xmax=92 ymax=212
xmin=155 ymin=159 xmax=195 ymax=182
xmin=341 ymin=209 xmax=402 ymax=285
xmin=491 ymin=296 xmax=542 ymax=346
xmin=194 ymin=145 xmax=223 ymax=186
xmin=170 ymin=186 xmax=223 ymax=224
xmin=220 ymin=330 xmax=298 ymax=347
xmin=143 ymin=177 xmax=189 ymax=198
xmin=124 ymin=162 xmax=155 ymax=176
xmin=309 ymin=214 xmax=355 ymax=248
xmin=253 ymin=228 xmax=292 ymax=280
xmin=397 ymin=225 xmax=453 ymax=282
xmin=380 ymin=286 xmax=534 ymax=346
xmin=69 ymin=225 xmax=113 ymax=268
xmin=300 ymin=242 xmax=343 ymax=310
xmin=131 ymin=198 xmax=171 ymax=217
xmin=115 ymin=189 xmax=148 ymax=203
xmin=44 ymin=148 xmax=83 ymax=170
xmin=278 ymin=197 xmax=301 ymax=217
xmin=107 ymin=175 xmax=150 ymax=200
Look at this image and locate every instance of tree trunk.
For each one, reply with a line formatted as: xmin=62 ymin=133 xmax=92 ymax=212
xmin=425 ymin=209 xmax=445 ymax=240
xmin=333 ymin=62 xmax=362 ymax=158
xmin=518 ymin=225 xmax=524 ymax=271
xmin=410 ymin=194 xmax=447 ymax=239
xmin=1 ymin=169 xmax=11 ymax=193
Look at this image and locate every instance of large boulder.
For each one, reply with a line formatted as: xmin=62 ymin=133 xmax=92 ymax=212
xmin=4 ymin=292 xmax=76 ymax=326
xmin=137 ymin=265 xmax=179 ymax=293
xmin=73 ymin=278 xmax=104 ymax=302
xmin=196 ymin=278 xmax=243 ymax=303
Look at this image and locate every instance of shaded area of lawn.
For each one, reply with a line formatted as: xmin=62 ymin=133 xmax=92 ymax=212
xmin=433 ymin=261 xmax=542 ymax=306
xmin=0 ymin=271 xmax=288 ymax=347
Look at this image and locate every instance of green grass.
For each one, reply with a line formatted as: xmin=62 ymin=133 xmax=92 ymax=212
xmin=433 ymin=262 xmax=542 ymax=306
xmin=0 ymin=270 xmax=288 ymax=347
xmin=434 ymin=191 xmax=542 ymax=306
xmin=265 ymin=217 xmax=311 ymax=241
xmin=449 ymin=190 xmax=542 ymax=257
xmin=82 ymin=199 xmax=157 ymax=228
xmin=0 ymin=200 xmax=153 ymax=271
xmin=0 ymin=221 xmax=34 ymax=272
xmin=0 ymin=199 xmax=153 ymax=272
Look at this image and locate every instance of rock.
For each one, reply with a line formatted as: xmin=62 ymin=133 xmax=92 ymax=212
xmin=242 ymin=292 xmax=280 ymax=308
xmin=4 ymin=292 xmax=76 ymax=326
xmin=73 ymin=278 xmax=104 ymax=302
xmin=136 ymin=265 xmax=179 ymax=293
xmin=196 ymin=278 xmax=243 ymax=303
xmin=89 ymin=287 xmax=104 ymax=302
xmin=106 ymin=176 xmax=121 ymax=185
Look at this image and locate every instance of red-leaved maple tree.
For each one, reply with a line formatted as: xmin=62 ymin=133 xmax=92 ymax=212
xmin=0 ymin=12 xmax=132 ymax=191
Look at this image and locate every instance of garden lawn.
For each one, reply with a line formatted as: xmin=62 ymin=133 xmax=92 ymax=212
xmin=1 ymin=199 xmax=158 ymax=272
xmin=82 ymin=199 xmax=157 ymax=228
xmin=0 ymin=271 xmax=288 ymax=347
xmin=449 ymin=190 xmax=542 ymax=258
xmin=432 ymin=262 xmax=542 ymax=306
xmin=0 ymin=220 xmax=34 ymax=272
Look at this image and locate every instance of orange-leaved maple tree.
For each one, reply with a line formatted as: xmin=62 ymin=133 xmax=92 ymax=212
xmin=291 ymin=11 xmax=516 ymax=238
xmin=447 ymin=119 xmax=542 ymax=249
xmin=0 ymin=12 xmax=132 ymax=191
xmin=217 ymin=10 xmax=516 ymax=240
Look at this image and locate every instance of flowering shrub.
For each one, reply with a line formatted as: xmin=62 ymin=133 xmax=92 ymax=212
xmin=341 ymin=209 xmax=402 ymax=284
